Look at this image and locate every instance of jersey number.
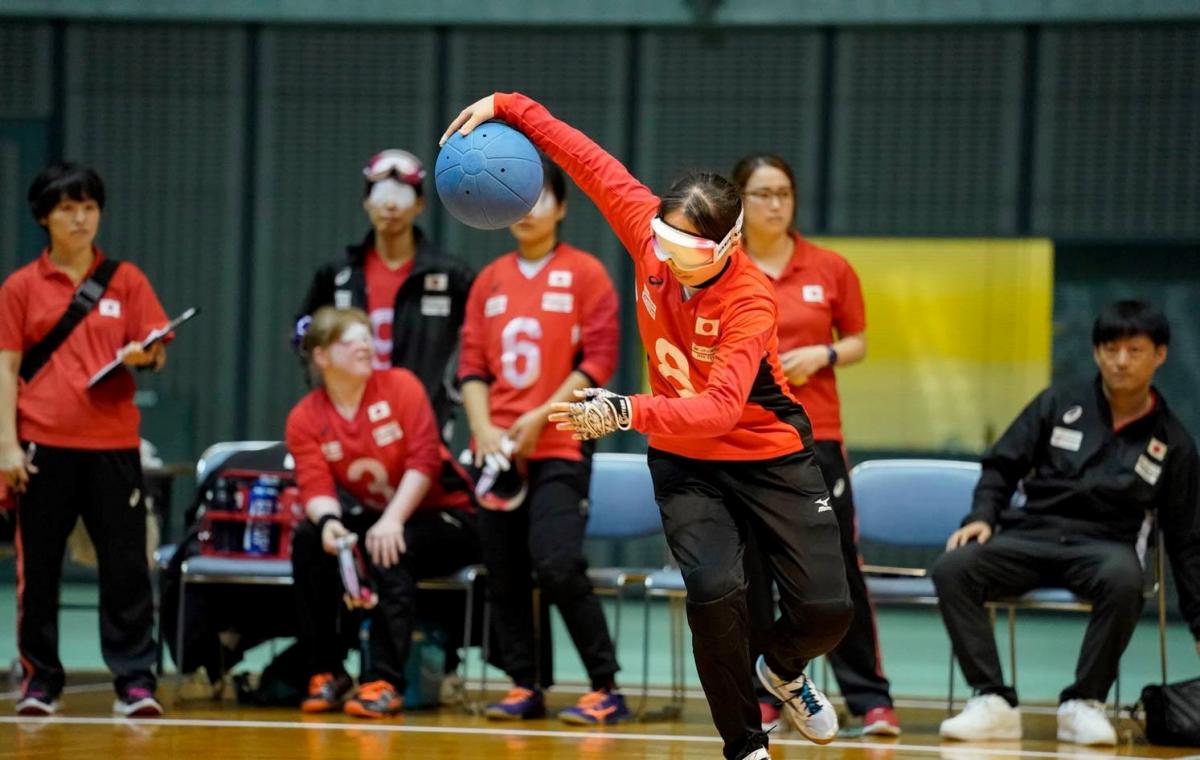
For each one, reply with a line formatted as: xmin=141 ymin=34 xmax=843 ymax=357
xmin=501 ymin=317 xmax=542 ymax=389
xmin=654 ymin=338 xmax=697 ymax=397
xmin=346 ymin=457 xmax=394 ymax=506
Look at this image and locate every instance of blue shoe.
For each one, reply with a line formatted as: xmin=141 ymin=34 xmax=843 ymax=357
xmin=558 ymin=690 xmax=630 ymax=725
xmin=486 ymin=686 xmax=546 ymax=720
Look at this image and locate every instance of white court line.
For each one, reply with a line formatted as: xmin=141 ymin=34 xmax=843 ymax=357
xmin=0 ymin=714 xmax=1164 ymax=759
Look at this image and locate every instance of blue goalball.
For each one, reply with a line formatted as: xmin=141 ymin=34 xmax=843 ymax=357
xmin=435 ymin=121 xmax=544 ymax=230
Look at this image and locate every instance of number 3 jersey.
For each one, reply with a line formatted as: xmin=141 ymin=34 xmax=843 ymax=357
xmin=286 ymin=368 xmax=468 ymax=512
xmin=458 ymin=244 xmax=619 ymax=461
xmin=494 ymin=91 xmax=813 ymax=461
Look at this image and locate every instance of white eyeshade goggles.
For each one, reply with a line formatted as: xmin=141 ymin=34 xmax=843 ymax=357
xmin=651 ymin=210 xmax=744 ymax=271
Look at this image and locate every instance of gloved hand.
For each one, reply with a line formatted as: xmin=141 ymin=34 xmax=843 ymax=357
xmin=549 ymin=388 xmax=633 ymax=441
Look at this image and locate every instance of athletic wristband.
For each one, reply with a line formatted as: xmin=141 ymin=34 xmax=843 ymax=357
xmin=825 ymin=344 xmax=838 ymax=367
xmin=315 ymin=513 xmax=343 ymax=533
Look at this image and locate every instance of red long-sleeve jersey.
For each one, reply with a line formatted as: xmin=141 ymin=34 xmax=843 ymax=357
xmin=286 ymin=368 xmax=468 ymax=512
xmin=458 ymin=244 xmax=619 ymax=460
xmin=493 ymin=92 xmax=813 ymax=460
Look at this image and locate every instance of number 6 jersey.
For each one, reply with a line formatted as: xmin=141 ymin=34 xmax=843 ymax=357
xmin=458 ymin=244 xmax=619 ymax=461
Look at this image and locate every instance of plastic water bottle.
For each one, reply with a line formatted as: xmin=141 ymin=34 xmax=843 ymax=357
xmin=243 ymin=475 xmax=279 ymax=555
xmin=208 ymin=477 xmax=236 ymax=553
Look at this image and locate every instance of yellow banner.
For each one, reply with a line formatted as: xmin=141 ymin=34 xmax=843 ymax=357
xmin=812 ymin=238 xmax=1054 ymax=453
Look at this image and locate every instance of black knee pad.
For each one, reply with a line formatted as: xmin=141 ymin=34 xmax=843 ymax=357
xmin=778 ymin=596 xmax=853 ymax=654
xmin=684 ymin=566 xmax=742 ymax=605
xmin=685 ymin=585 xmax=748 ymax=641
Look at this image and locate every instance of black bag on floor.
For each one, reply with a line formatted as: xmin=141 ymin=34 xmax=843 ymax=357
xmin=1141 ymin=677 xmax=1200 ymax=746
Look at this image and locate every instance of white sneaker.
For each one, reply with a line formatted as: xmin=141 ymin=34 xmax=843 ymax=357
xmin=741 ymin=749 xmax=771 ymax=760
xmin=15 ymin=693 xmax=59 ymax=716
xmin=1057 ymin=699 xmax=1116 ymax=746
xmin=939 ymin=695 xmax=1022 ymax=741
xmin=754 ymin=656 xmax=838 ymax=745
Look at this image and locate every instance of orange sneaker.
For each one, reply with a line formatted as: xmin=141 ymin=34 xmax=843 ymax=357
xmin=343 ymin=680 xmax=402 ymax=719
xmin=300 ymin=672 xmax=352 ymax=713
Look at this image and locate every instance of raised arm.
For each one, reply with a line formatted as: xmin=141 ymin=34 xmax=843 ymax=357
xmin=441 ymin=93 xmax=659 ymax=262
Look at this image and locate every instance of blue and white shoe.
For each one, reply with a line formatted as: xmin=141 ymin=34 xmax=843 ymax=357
xmin=754 ymin=656 xmax=838 ymax=745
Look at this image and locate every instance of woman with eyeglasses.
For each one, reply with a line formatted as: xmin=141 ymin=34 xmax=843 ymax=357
xmin=286 ymin=306 xmax=479 ymax=718
xmin=732 ymin=154 xmax=898 ymax=737
xmin=441 ymin=96 xmax=851 ymax=760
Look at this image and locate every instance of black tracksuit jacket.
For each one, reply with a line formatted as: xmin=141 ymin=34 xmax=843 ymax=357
xmin=967 ymin=375 xmax=1200 ymax=636
xmin=296 ymin=227 xmax=474 ymax=428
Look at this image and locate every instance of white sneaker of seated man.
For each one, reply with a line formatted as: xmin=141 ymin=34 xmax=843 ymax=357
xmin=754 ymin=655 xmax=838 ymax=744
xmin=1057 ymin=699 xmax=1117 ymax=746
xmin=741 ymin=748 xmax=771 ymax=760
xmin=940 ymin=694 xmax=1022 ymax=741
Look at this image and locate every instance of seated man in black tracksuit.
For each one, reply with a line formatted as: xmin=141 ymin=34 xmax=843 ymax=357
xmin=296 ymin=149 xmax=475 ymax=436
xmin=933 ymin=300 xmax=1200 ymax=746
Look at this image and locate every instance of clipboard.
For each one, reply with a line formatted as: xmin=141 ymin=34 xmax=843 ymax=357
xmin=87 ymin=306 xmax=199 ymax=389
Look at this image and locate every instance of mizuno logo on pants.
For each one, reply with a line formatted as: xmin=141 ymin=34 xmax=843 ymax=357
xmin=815 ymin=496 xmax=832 ymax=512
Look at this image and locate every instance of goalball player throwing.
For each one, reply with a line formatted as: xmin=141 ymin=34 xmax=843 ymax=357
xmin=442 ymin=94 xmax=852 ymax=760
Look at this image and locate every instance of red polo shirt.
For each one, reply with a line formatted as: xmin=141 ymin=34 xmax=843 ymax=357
xmin=768 ymin=234 xmax=866 ymax=442
xmin=0 ymin=249 xmax=169 ymax=449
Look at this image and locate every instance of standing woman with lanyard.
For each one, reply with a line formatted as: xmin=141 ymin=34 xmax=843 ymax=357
xmin=442 ymin=95 xmax=852 ymax=760
xmin=457 ymin=157 xmax=625 ymax=724
xmin=0 ymin=163 xmax=171 ymax=717
xmin=732 ymin=154 xmax=899 ymax=736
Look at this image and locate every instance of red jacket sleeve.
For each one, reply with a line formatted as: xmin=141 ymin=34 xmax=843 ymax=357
xmin=285 ymin=400 xmax=339 ymax=505
xmin=494 ymin=92 xmax=660 ymax=263
xmin=391 ymin=370 xmax=441 ymax=480
xmin=575 ymin=258 xmax=619 ymax=386
xmin=629 ymin=300 xmax=775 ymax=437
xmin=833 ymin=256 xmax=867 ymax=336
xmin=456 ymin=266 xmax=492 ymax=385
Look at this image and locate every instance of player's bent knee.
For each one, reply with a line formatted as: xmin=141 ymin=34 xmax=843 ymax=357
xmin=682 ymin=566 xmax=741 ymax=605
xmin=931 ymin=547 xmax=975 ymax=590
xmin=685 ymin=586 xmax=747 ymax=641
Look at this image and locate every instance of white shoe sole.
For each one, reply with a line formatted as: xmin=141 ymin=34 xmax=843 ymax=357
xmin=862 ymin=720 xmax=902 ymax=737
xmin=15 ymin=699 xmax=59 ymax=717
xmin=754 ymin=658 xmax=838 ymax=745
xmin=1057 ymin=728 xmax=1116 ymax=746
xmin=112 ymin=698 xmax=163 ymax=717
xmin=940 ymin=723 xmax=1022 ymax=741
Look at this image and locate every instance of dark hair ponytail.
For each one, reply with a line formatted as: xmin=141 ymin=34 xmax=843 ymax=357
xmin=657 ymin=172 xmax=742 ymax=242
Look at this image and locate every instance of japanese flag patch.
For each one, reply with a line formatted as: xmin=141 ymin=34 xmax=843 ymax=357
xmin=1147 ymin=437 xmax=1167 ymax=462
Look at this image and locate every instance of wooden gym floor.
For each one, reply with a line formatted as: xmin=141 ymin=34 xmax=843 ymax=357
xmin=2 ymin=680 xmax=1197 ymax=760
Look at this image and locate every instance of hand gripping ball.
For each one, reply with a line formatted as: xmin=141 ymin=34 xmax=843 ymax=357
xmin=435 ymin=121 xmax=544 ymax=230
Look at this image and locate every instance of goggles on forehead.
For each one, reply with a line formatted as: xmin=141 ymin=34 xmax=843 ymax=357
xmin=362 ymin=149 xmax=426 ymax=185
xmin=650 ymin=210 xmax=744 ymax=271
